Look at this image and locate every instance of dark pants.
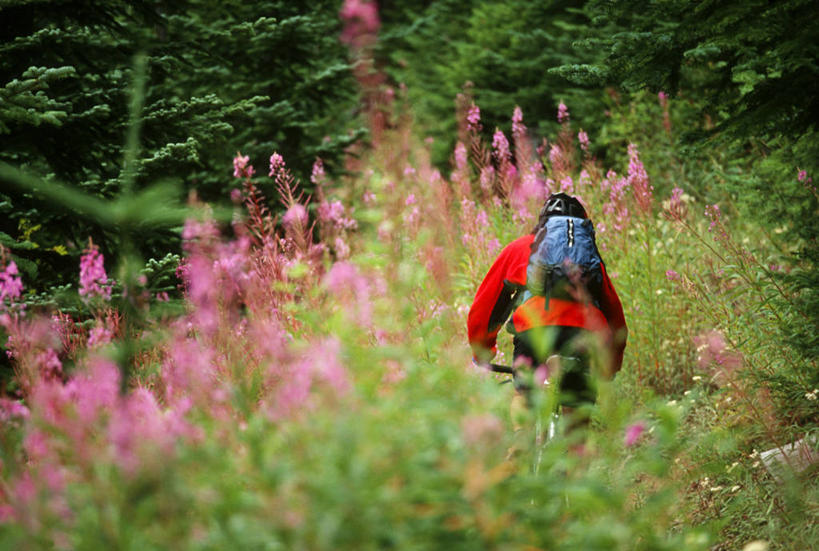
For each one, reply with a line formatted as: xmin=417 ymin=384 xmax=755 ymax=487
xmin=513 ymin=325 xmax=596 ymax=408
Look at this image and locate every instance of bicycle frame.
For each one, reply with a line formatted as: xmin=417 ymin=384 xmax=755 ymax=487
xmin=484 ymin=356 xmax=582 ymax=474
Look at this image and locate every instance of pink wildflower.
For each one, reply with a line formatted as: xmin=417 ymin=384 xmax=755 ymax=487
xmin=311 ymin=158 xmax=326 ymax=186
xmin=512 ymin=106 xmax=526 ymax=138
xmin=282 ymin=204 xmax=309 ymax=232
xmin=693 ymin=330 xmax=743 ymax=375
xmin=334 ymin=236 xmax=351 ymax=259
xmin=665 ymin=269 xmax=680 ymax=281
xmin=668 ymin=186 xmax=685 ymax=218
xmin=557 ymin=102 xmax=569 ymax=123
xmin=339 ymin=0 xmax=380 ymax=48
xmin=79 ymin=241 xmax=112 ymax=301
xmin=625 ymin=421 xmax=646 ymax=446
xmin=309 ymin=337 xmax=350 ymax=394
xmin=627 ymin=144 xmax=653 ymax=215
xmin=62 ymin=357 xmax=120 ymax=424
xmin=479 ymin=166 xmax=495 ymax=196
xmin=0 ymin=398 xmax=29 ymax=422
xmin=578 ymin=130 xmax=590 ymax=152
xmin=492 ymin=129 xmax=511 ymax=163
xmin=35 ymin=348 xmax=62 ymax=378
xmin=704 ymin=204 xmax=729 ymax=242
xmin=318 ymin=200 xmax=357 ymax=231
xmin=454 ymin=141 xmax=468 ymax=172
xmin=466 ymin=103 xmax=481 ymax=132
xmin=233 ymin=153 xmax=254 ymax=179
xmin=0 ymin=260 xmax=23 ymax=308
xmin=548 ymin=144 xmax=563 ymax=167
xmin=269 ymin=152 xmax=285 ymax=178
xmin=87 ymin=325 xmax=114 ymax=348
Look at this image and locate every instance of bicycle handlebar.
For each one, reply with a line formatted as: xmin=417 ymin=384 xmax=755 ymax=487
xmin=487 ymin=363 xmax=516 ymax=374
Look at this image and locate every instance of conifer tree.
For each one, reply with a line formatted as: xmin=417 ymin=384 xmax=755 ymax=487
xmin=0 ymin=0 xmax=360 ymax=289
xmin=380 ymin=0 xmax=607 ymax=165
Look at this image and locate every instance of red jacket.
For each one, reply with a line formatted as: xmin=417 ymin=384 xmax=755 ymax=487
xmin=467 ymin=234 xmax=627 ymax=374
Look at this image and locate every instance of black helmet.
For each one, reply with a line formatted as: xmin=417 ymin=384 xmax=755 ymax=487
xmin=539 ymin=193 xmax=588 ymax=220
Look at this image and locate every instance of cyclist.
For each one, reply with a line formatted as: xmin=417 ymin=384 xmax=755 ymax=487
xmin=467 ymin=193 xmax=627 ymax=422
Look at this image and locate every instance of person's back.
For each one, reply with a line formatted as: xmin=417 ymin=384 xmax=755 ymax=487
xmin=467 ymin=193 xmax=627 ymax=410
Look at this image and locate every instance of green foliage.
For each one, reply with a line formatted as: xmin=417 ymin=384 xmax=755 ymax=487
xmin=380 ymin=0 xmax=613 ymax=165
xmin=562 ymin=0 xmax=819 ymax=384
xmin=0 ymin=0 xmax=362 ymax=291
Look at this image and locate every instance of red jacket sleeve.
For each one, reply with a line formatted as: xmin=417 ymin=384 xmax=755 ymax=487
xmin=467 ymin=235 xmax=532 ymax=361
xmin=597 ymin=262 xmax=628 ymax=375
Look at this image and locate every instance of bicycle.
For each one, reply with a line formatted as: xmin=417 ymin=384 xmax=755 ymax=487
xmin=482 ymin=354 xmax=587 ymax=476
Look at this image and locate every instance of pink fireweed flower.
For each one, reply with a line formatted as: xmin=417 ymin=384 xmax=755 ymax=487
xmin=35 ymin=347 xmax=63 ymax=379
xmin=693 ymin=330 xmax=743 ymax=375
xmin=63 ymin=357 xmax=120 ymax=424
xmin=548 ymin=144 xmax=569 ymax=175
xmin=627 ymin=144 xmax=653 ymax=215
xmin=658 ymin=91 xmax=668 ymax=107
xmin=79 ymin=241 xmax=112 ymax=301
xmin=339 ymin=0 xmax=380 ymax=48
xmin=363 ymin=190 xmax=376 ymax=205
xmin=87 ymin=325 xmax=114 ymax=348
xmin=0 ymin=398 xmax=29 ymax=422
xmin=454 ymin=141 xmax=468 ymax=173
xmin=324 ymin=261 xmax=372 ymax=326
xmin=0 ymin=260 xmax=23 ymax=308
xmin=309 ymin=337 xmax=350 ymax=394
xmin=560 ymin=176 xmax=574 ymax=193
xmin=311 ymin=158 xmax=326 ymax=186
xmin=479 ymin=166 xmax=495 ymax=196
xmin=466 ymin=103 xmax=481 ymax=132
xmin=266 ymin=337 xmax=350 ymax=420
xmin=665 ymin=269 xmax=680 ymax=281
xmin=333 ymin=236 xmax=351 ymax=260
xmin=233 ymin=153 xmax=254 ymax=179
xmin=318 ymin=200 xmax=357 ymax=231
xmin=511 ymin=170 xmax=546 ymax=214
xmin=492 ymin=129 xmax=511 ymax=163
xmin=282 ymin=203 xmax=309 ymax=232
xmin=487 ymin=238 xmax=501 ymax=256
xmin=625 ymin=421 xmax=646 ymax=446
xmin=269 ymin=152 xmax=285 ymax=178
xmin=578 ymin=130 xmax=590 ymax=152
xmin=704 ymin=204 xmax=729 ymax=242
xmin=557 ymin=102 xmax=569 ymax=123
xmin=664 ymin=186 xmax=686 ymax=222
xmin=512 ymin=106 xmax=526 ymax=138
xmin=578 ymin=169 xmax=592 ymax=188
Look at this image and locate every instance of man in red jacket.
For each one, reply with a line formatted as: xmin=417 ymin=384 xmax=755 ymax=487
xmin=467 ymin=193 xmax=627 ymax=410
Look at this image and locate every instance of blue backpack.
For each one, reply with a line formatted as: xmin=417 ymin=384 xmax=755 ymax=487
xmin=525 ymin=215 xmax=604 ymax=307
